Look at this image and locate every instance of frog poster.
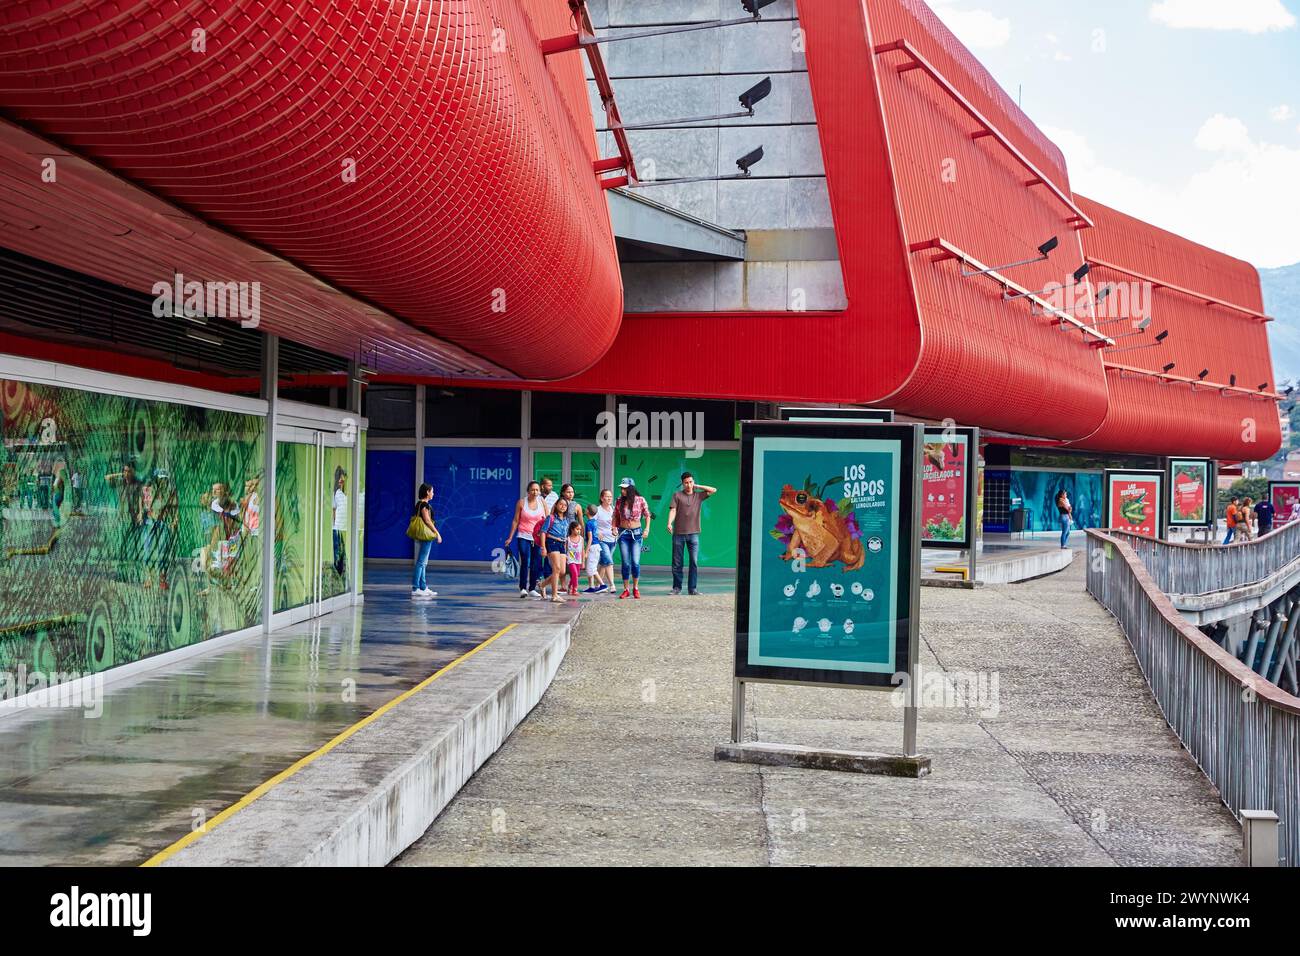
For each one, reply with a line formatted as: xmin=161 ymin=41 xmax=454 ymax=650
xmin=920 ymin=432 xmax=968 ymax=543
xmin=747 ymin=435 xmax=900 ymax=676
xmin=1106 ymin=472 xmax=1162 ymax=539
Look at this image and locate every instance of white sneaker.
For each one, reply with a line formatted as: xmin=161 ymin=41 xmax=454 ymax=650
xmin=528 ymin=589 xmax=541 ymax=598
xmin=420 ymin=588 xmax=437 ymax=597
xmin=520 ymin=588 xmax=529 ymax=598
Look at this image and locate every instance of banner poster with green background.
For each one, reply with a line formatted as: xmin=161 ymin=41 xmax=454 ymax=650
xmin=1168 ymin=458 xmax=1213 ymax=527
xmin=0 ymin=377 xmax=264 ymax=681
xmin=736 ymin=425 xmax=919 ymax=687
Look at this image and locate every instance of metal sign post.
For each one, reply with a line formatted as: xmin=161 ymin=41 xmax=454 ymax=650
xmin=718 ymin=420 xmax=928 ymax=777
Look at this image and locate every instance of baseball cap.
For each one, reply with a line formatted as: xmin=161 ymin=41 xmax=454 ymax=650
xmin=619 ymin=477 xmax=635 ymax=489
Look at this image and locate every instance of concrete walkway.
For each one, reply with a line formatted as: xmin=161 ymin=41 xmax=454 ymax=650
xmin=0 ymin=568 xmax=580 ymax=866
xmin=396 ymin=560 xmax=1241 ymax=866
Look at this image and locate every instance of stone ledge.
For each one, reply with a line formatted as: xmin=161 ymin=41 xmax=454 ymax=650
xmin=161 ymin=621 xmax=575 ymax=866
xmin=714 ymin=740 xmax=931 ymax=778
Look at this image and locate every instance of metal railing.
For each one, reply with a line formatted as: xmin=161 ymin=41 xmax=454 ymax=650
xmin=1086 ymin=530 xmax=1300 ymax=866
xmin=1108 ymin=519 xmax=1300 ymax=596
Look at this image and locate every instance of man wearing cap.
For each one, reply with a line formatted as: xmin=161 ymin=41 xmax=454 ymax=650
xmin=614 ymin=477 xmax=652 ymax=599
xmin=668 ymin=471 xmax=716 ymax=595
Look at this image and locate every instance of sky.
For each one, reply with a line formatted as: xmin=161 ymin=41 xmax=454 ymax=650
xmin=922 ymin=0 xmax=1300 ymax=269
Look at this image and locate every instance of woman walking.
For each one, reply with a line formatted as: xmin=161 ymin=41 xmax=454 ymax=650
xmin=411 ymin=483 xmax=441 ymax=599
xmin=504 ymin=480 xmax=546 ymax=598
xmin=614 ymin=477 xmax=651 ymax=599
xmin=540 ymin=497 xmax=574 ymax=603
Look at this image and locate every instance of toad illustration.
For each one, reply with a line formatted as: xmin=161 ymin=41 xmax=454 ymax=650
xmin=779 ymin=484 xmax=865 ymax=571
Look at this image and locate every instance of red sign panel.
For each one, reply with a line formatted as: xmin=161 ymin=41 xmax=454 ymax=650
xmin=1107 ymin=472 xmax=1161 ymax=539
xmin=1271 ymin=482 xmax=1300 ymax=526
xmin=921 ymin=433 xmax=969 ymax=545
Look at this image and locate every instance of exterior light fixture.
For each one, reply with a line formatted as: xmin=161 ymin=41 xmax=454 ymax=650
xmin=1163 ymin=363 xmax=1176 ymax=373
xmin=185 ymin=328 xmax=223 ymax=347
xmin=628 ymin=146 xmax=765 ymax=187
xmin=610 ymin=76 xmax=773 ymax=130
xmin=1198 ymin=369 xmax=1210 ymax=380
xmin=1105 ymin=330 xmax=1169 ymax=354
xmin=739 ymin=76 xmax=773 ymax=111
xmin=736 ymin=145 xmax=764 ymax=174
xmin=961 ymin=235 xmax=1058 ymax=278
xmin=1006 ymin=259 xmax=1094 ymax=303
xmin=1230 ymin=374 xmax=1237 ymax=387
xmin=1260 ymin=383 xmax=1270 ymax=392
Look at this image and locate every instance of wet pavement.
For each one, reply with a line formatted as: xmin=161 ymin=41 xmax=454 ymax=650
xmin=399 ymin=559 xmax=1241 ymax=867
xmin=0 ymin=564 xmax=591 ymax=866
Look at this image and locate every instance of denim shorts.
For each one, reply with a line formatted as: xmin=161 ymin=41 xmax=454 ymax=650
xmin=597 ymin=540 xmax=615 ymax=566
xmin=546 ymin=538 xmax=568 ymax=555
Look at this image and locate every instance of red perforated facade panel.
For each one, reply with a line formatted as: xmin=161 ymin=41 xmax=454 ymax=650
xmin=0 ymin=0 xmax=622 ymax=379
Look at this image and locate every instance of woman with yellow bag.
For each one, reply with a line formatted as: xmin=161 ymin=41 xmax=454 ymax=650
xmin=407 ymin=482 xmax=441 ymax=599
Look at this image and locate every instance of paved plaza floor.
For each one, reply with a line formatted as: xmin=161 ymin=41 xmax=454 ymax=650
xmin=398 ymin=560 xmax=1241 ymax=866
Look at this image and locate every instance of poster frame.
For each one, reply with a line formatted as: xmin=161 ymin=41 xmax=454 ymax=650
xmin=777 ymin=406 xmax=894 ymax=423
xmin=1267 ymin=480 xmax=1300 ymax=527
xmin=920 ymin=426 xmax=979 ymax=551
xmin=1102 ymin=468 xmax=1166 ymax=540
xmin=732 ymin=420 xmax=921 ymax=692
xmin=1166 ymin=457 xmax=1216 ymax=528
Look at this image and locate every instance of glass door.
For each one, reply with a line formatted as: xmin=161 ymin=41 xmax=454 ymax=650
xmin=274 ymin=430 xmax=354 ymax=618
xmin=529 ymin=447 xmax=603 ymax=514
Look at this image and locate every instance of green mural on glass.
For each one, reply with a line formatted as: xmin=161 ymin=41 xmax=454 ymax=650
xmin=613 ymin=447 xmax=739 ymax=569
xmin=0 ymin=378 xmax=264 ymax=680
xmin=273 ymin=440 xmax=351 ymax=613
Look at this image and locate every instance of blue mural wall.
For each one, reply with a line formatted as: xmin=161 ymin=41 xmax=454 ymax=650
xmin=423 ymin=445 xmax=520 ymax=562
xmin=1009 ymin=470 xmax=1102 ymax=533
xmin=364 ymin=449 xmax=416 ymax=559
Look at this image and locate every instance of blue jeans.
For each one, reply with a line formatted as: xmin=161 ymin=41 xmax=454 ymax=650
xmin=672 ymin=533 xmax=700 ymax=591
xmin=1224 ymin=526 xmax=1236 ymax=545
xmin=515 ymin=537 xmax=540 ymax=591
xmin=618 ymin=528 xmax=643 ymax=582
xmin=412 ymin=539 xmax=434 ymax=590
xmin=1059 ymin=514 xmax=1071 ymax=548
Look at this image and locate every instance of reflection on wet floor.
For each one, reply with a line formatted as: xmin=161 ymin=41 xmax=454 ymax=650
xmin=0 ymin=565 xmax=594 ymax=866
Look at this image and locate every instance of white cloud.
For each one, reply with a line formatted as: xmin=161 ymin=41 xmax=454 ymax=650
xmin=1270 ymin=104 xmax=1296 ymax=122
xmin=923 ymin=0 xmax=1012 ymax=49
xmin=1046 ymin=118 xmax=1300 ymax=268
xmin=1195 ymin=114 xmax=1254 ymax=153
xmin=1149 ymin=0 xmax=1297 ymax=33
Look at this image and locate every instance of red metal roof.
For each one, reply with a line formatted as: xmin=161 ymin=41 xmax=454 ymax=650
xmin=1068 ymin=195 xmax=1280 ymax=458
xmin=548 ymin=0 xmax=1278 ymax=459
xmin=0 ymin=0 xmax=622 ymax=379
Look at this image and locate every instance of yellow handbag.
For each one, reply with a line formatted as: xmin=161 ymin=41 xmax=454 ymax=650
xmin=406 ymin=514 xmax=437 ymax=542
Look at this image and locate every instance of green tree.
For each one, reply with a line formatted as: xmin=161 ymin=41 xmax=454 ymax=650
xmin=1217 ymin=476 xmax=1268 ymax=514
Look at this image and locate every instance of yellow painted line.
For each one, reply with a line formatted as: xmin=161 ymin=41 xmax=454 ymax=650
xmin=141 ymin=621 xmax=519 ymax=867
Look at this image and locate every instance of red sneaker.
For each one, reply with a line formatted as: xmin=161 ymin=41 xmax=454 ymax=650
xmin=632 ymin=587 xmax=641 ymax=599
xmin=619 ymin=588 xmax=630 ymax=599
